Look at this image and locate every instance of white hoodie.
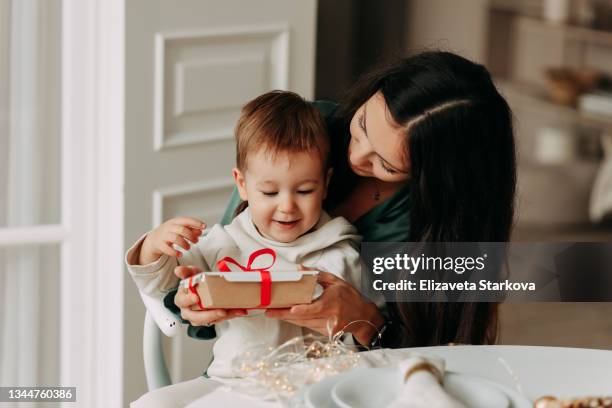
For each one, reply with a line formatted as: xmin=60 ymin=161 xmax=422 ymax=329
xmin=126 ymin=208 xmax=362 ymax=378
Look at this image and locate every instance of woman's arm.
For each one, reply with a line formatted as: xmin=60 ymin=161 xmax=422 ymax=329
xmin=265 ymin=271 xmax=385 ymax=346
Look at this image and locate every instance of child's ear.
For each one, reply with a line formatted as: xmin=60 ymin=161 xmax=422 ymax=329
xmin=232 ymin=168 xmax=248 ymax=201
xmin=323 ymin=168 xmax=333 ymax=199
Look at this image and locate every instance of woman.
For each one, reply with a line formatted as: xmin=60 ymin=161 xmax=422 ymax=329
xmin=171 ymin=50 xmax=516 ymax=350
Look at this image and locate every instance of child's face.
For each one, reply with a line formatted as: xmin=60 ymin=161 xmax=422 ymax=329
xmin=233 ymin=148 xmax=331 ymax=243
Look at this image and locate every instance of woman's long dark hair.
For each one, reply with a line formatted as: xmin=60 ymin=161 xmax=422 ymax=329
xmin=334 ymin=51 xmax=516 ymax=346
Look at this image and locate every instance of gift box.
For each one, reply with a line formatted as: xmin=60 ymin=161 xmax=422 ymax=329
xmin=179 ymin=248 xmax=320 ymax=309
xmin=179 ymin=271 xmax=319 ymax=309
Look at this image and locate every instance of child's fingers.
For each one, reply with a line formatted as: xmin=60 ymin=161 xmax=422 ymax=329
xmin=173 ymin=217 xmax=206 ymax=230
xmin=174 ymin=290 xmax=199 ymax=308
xmin=171 ymin=224 xmax=202 ymax=243
xmin=167 ymin=233 xmax=190 ymax=251
xmin=159 ymin=242 xmax=181 ymax=258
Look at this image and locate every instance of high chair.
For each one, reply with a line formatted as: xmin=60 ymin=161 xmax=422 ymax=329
xmin=143 ymin=311 xmax=172 ymax=390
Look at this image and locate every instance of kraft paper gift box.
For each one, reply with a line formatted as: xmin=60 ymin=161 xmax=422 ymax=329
xmin=179 ymin=271 xmax=319 ymax=309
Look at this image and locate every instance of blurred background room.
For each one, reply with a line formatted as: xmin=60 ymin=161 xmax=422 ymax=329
xmin=0 ymin=0 xmax=611 ymax=406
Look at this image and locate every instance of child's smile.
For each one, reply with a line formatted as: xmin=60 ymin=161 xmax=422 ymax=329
xmin=271 ymin=218 xmax=303 ymax=237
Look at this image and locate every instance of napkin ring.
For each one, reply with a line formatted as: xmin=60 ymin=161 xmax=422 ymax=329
xmin=403 ymin=362 xmax=443 ymax=384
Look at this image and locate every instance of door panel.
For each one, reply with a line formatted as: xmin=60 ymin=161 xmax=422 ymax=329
xmin=0 ymin=0 xmax=63 ymax=395
xmin=0 ymin=244 xmax=61 ymax=387
xmin=156 ymin=25 xmax=289 ymax=150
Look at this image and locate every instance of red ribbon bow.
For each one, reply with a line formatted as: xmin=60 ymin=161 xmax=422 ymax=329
xmin=188 ymin=248 xmax=276 ymax=310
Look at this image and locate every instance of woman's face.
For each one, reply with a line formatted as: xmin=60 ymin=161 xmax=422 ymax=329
xmin=348 ymin=92 xmax=410 ymax=183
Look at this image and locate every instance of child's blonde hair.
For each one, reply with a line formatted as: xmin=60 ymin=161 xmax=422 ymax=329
xmin=235 ymin=90 xmax=330 ymax=171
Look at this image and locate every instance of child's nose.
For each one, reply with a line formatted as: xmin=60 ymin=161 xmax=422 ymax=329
xmin=278 ymin=195 xmax=297 ymax=213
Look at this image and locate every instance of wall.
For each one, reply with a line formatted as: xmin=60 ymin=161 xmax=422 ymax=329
xmin=404 ymin=0 xmax=489 ymax=63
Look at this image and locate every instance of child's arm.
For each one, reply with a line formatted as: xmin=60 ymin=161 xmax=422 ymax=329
xmin=125 ymin=217 xmax=205 ymax=296
xmin=126 ymin=218 xmax=217 ymax=337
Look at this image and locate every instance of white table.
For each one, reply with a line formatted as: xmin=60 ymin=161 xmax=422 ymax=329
xmin=405 ymin=345 xmax=612 ymax=399
xmin=186 ymin=345 xmax=612 ymax=407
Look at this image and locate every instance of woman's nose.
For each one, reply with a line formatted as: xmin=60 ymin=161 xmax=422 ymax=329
xmin=351 ymin=139 xmax=374 ymax=167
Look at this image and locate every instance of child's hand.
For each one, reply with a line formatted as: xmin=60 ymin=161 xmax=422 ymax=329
xmin=138 ymin=217 xmax=205 ymax=265
xmin=174 ymin=265 xmax=248 ymax=326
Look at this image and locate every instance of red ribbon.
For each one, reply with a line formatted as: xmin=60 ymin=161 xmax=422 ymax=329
xmin=216 ymin=248 xmax=276 ymax=307
xmin=188 ymin=276 xmax=206 ymax=311
xmin=187 ymin=248 xmax=277 ymax=310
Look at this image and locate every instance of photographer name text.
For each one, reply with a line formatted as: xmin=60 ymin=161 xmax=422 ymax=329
xmin=372 ymin=279 xmax=536 ymax=292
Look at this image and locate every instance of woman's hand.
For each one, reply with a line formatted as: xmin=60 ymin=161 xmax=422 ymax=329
xmin=173 ymin=265 xmax=247 ymax=326
xmin=139 ymin=217 xmax=205 ymax=265
xmin=265 ymin=269 xmax=385 ymax=346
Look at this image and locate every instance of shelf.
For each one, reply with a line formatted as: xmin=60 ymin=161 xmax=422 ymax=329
xmin=498 ymin=79 xmax=612 ymax=131
xmin=488 ymin=0 xmax=541 ymax=18
xmin=516 ymin=15 xmax=612 ymax=48
xmin=489 ymin=3 xmax=612 ymax=48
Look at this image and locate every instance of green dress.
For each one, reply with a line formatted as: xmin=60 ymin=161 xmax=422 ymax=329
xmin=163 ymin=100 xmax=411 ymax=340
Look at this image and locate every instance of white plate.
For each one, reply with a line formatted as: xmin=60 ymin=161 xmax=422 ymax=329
xmin=305 ymin=367 xmax=532 ymax=408
xmin=331 ymin=367 xmax=508 ymax=408
xmin=305 ymin=368 xmax=368 ymax=408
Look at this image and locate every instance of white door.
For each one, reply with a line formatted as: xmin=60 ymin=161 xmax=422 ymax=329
xmin=1 ymin=1 xmax=125 ymax=407
xmin=123 ymin=0 xmax=318 ymax=403
xmin=0 ymin=0 xmax=64 ymax=391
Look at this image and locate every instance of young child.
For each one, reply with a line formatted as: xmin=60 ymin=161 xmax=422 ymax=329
xmin=125 ymin=91 xmax=363 ymax=402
